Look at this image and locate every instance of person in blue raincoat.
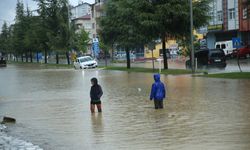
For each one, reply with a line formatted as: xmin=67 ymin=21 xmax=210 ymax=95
xmin=150 ymin=74 xmax=166 ymax=109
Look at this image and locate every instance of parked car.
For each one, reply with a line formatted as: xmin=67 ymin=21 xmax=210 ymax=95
xmin=186 ymin=49 xmax=227 ymax=69
xmin=231 ymin=46 xmax=250 ymax=58
xmin=73 ymin=56 xmax=98 ymax=69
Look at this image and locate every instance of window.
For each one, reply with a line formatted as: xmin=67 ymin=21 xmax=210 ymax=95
xmin=221 ymin=44 xmax=226 ymax=49
xmin=216 ymin=44 xmax=220 ymax=49
xmin=84 ymin=23 xmax=92 ymax=29
xmin=243 ymin=7 xmax=248 ymax=19
xmin=217 ymin=11 xmax=223 ymax=22
xmin=228 ymin=8 xmax=235 ymax=20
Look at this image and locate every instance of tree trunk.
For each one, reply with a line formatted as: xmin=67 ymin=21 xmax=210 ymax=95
xmin=44 ymin=49 xmax=48 ymax=64
xmin=66 ymin=51 xmax=70 ymax=65
xmin=111 ymin=44 xmax=114 ymax=61
xmin=25 ymin=52 xmax=28 ymax=62
xmin=36 ymin=52 xmax=39 ymax=63
xmin=16 ymin=54 xmax=18 ymax=62
xmin=162 ymin=33 xmax=168 ymax=69
xmin=21 ymin=54 xmax=24 ymax=62
xmin=56 ymin=52 xmax=59 ymax=64
xmin=30 ymin=51 xmax=33 ymax=63
xmin=105 ymin=50 xmax=108 ymax=67
xmin=126 ymin=48 xmax=131 ymax=69
xmin=151 ymin=49 xmax=155 ymax=71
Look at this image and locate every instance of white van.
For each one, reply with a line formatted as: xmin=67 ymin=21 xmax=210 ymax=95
xmin=215 ymin=40 xmax=235 ymax=56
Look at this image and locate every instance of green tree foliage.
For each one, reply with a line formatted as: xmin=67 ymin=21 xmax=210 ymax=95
xmin=75 ymin=29 xmax=90 ymax=53
xmin=0 ymin=22 xmax=9 ymax=54
xmin=100 ymin=0 xmax=152 ymax=68
xmin=35 ymin=0 xmax=70 ymax=64
xmin=100 ymin=0 xmax=210 ymax=69
xmin=0 ymin=0 xmax=72 ymax=64
xmin=12 ymin=0 xmax=26 ymax=61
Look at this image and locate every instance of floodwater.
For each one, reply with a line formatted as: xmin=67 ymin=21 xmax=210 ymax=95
xmin=1 ymin=64 xmax=250 ymax=150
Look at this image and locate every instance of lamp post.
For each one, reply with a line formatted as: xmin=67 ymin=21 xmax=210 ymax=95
xmin=190 ymin=0 xmax=195 ymax=73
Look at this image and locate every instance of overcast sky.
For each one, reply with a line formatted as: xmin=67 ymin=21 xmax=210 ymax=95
xmin=0 ymin=0 xmax=95 ymax=30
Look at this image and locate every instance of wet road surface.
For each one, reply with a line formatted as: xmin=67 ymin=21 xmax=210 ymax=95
xmin=0 ymin=64 xmax=250 ymax=150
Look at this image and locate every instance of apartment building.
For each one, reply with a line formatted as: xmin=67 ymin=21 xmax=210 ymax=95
xmin=239 ymin=0 xmax=250 ymax=44
xmin=70 ymin=2 xmax=91 ymax=20
xmin=206 ymin=0 xmax=240 ymax=49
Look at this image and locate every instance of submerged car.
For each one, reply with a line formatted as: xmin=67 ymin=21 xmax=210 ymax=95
xmin=74 ymin=56 xmax=98 ymax=69
xmin=186 ymin=49 xmax=227 ymax=69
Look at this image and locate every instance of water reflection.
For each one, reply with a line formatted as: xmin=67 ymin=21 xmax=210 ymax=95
xmin=91 ymin=113 xmax=104 ymax=141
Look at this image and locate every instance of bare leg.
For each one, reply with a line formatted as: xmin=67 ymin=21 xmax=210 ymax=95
xmin=90 ymin=104 xmax=95 ymax=113
xmin=97 ymin=104 xmax=102 ymax=112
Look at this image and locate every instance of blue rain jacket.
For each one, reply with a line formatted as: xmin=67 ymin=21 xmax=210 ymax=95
xmin=150 ymin=74 xmax=166 ymax=101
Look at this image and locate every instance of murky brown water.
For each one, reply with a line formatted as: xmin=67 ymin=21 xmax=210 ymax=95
xmin=1 ymin=64 xmax=250 ymax=150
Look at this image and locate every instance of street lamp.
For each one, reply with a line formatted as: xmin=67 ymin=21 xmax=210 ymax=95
xmin=190 ymin=0 xmax=195 ymax=73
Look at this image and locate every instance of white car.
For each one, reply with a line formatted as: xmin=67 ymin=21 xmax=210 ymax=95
xmin=74 ymin=56 xmax=98 ymax=69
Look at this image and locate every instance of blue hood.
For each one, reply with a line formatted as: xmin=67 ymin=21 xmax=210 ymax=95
xmin=154 ymin=74 xmax=160 ymax=82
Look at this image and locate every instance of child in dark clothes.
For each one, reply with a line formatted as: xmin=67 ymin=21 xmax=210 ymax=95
xmin=90 ymin=77 xmax=103 ymax=113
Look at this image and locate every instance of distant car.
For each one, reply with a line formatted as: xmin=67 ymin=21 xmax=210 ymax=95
xmin=186 ymin=49 xmax=227 ymax=69
xmin=74 ymin=56 xmax=98 ymax=69
xmin=231 ymin=46 xmax=250 ymax=58
xmin=215 ymin=40 xmax=235 ymax=56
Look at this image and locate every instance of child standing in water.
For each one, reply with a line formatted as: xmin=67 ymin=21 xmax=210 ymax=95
xmin=90 ymin=77 xmax=103 ymax=113
xmin=150 ymin=74 xmax=166 ymax=109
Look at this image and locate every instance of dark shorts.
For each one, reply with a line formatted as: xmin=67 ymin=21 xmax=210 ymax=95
xmin=90 ymin=100 xmax=101 ymax=105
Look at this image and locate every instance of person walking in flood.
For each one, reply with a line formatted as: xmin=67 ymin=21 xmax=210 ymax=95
xmin=90 ymin=77 xmax=103 ymax=113
xmin=150 ymin=74 xmax=166 ymax=109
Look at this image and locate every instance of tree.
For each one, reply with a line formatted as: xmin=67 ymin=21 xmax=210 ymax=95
xmin=177 ymin=34 xmax=200 ymax=57
xmin=99 ymin=37 xmax=110 ymax=66
xmin=150 ymin=0 xmax=210 ymax=69
xmin=35 ymin=0 xmax=70 ymax=64
xmin=12 ymin=0 xmax=26 ymax=62
xmin=75 ymin=29 xmax=90 ymax=53
xmin=0 ymin=22 xmax=9 ymax=54
xmin=23 ymin=12 xmax=40 ymax=63
xmin=100 ymin=0 xmax=151 ymax=68
xmin=100 ymin=0 xmax=210 ymax=69
xmin=35 ymin=0 xmax=51 ymax=63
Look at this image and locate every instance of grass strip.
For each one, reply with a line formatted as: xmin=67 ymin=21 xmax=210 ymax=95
xmin=198 ymin=72 xmax=250 ymax=79
xmin=104 ymin=66 xmax=194 ymax=75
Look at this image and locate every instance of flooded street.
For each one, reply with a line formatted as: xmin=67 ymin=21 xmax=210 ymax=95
xmin=1 ymin=64 xmax=250 ymax=150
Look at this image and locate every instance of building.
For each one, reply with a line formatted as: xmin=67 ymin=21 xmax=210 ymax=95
xmin=91 ymin=0 xmax=106 ymax=37
xmin=206 ymin=0 xmax=240 ymax=49
xmin=70 ymin=2 xmax=91 ymax=20
xmin=239 ymin=0 xmax=250 ymax=44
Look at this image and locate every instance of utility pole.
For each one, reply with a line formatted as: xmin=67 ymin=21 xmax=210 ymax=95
xmin=190 ymin=0 xmax=195 ymax=73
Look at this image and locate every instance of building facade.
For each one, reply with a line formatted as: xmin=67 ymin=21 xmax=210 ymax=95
xmin=70 ymin=2 xmax=91 ymax=20
xmin=239 ymin=0 xmax=250 ymax=44
xmin=206 ymin=0 xmax=240 ymax=49
xmin=69 ymin=0 xmax=107 ymax=55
